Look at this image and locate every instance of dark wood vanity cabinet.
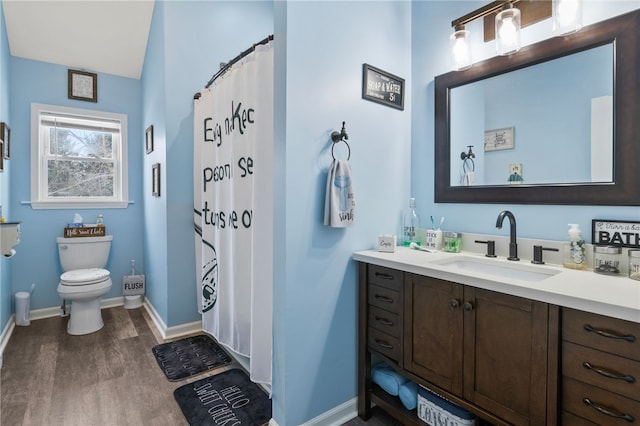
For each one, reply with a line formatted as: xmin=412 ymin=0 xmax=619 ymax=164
xmin=358 ymin=263 xmax=559 ymax=426
xmin=560 ymin=308 xmax=640 ymax=425
xmin=404 ymin=274 xmax=557 ymax=426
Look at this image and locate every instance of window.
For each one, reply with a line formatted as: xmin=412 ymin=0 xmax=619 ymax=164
xmin=31 ymin=103 xmax=128 ymax=209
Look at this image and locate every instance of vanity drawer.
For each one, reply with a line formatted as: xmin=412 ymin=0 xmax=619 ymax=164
xmin=368 ymin=305 xmax=401 ymax=338
xmin=563 ymin=341 xmax=640 ymax=401
xmin=561 ymin=411 xmax=600 ymax=425
xmin=562 ymin=376 xmax=640 ymax=425
xmin=563 ymin=308 xmax=640 ymax=361
xmin=368 ymin=284 xmax=401 ymax=314
xmin=367 ymin=264 xmax=402 ymax=291
xmin=368 ymin=327 xmax=401 ymax=362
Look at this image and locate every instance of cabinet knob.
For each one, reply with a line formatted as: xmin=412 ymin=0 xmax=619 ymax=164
xmin=463 ymin=302 xmax=473 ymax=312
xmin=450 ymin=299 xmax=460 ymax=308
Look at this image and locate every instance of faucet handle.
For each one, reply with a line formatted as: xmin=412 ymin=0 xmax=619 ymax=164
xmin=532 ymin=245 xmax=559 ymax=265
xmin=475 ymin=240 xmax=497 ymax=258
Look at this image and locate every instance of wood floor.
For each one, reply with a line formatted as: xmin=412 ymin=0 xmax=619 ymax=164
xmin=1 ymin=306 xmax=397 ymax=426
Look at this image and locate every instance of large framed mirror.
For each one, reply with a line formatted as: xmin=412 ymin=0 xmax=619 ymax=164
xmin=434 ymin=9 xmax=639 ymax=205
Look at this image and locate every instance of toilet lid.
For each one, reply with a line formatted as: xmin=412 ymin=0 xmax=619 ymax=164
xmin=60 ymin=268 xmax=110 ymax=286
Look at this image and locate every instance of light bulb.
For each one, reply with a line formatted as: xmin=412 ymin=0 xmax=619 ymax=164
xmin=450 ymin=27 xmax=471 ymax=71
xmin=553 ymin=0 xmax=583 ymax=35
xmin=495 ymin=4 xmax=521 ymax=56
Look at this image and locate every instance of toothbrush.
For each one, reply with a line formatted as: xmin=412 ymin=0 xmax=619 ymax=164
xmin=430 ymin=216 xmax=436 ymax=230
xmin=410 ymin=242 xmax=437 ymax=253
xmin=438 ymin=217 xmax=445 ymax=230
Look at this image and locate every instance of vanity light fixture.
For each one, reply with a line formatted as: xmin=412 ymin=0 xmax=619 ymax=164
xmin=495 ymin=2 xmax=521 ymax=55
xmin=450 ymin=0 xmax=580 ymax=70
xmin=552 ymin=0 xmax=583 ymax=35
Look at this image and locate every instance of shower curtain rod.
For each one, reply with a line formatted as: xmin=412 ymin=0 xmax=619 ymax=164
xmin=193 ymin=34 xmax=274 ymax=100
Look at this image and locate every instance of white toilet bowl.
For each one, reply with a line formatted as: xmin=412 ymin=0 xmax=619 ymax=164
xmin=57 ymin=268 xmax=112 ymax=335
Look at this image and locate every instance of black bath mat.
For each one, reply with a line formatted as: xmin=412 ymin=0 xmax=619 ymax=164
xmin=152 ymin=334 xmax=232 ymax=381
xmin=174 ymin=368 xmax=271 ymax=426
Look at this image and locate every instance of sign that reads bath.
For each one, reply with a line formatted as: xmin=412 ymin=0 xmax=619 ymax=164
xmin=592 ymin=219 xmax=640 ymax=248
xmin=362 ymin=63 xmax=404 ymax=110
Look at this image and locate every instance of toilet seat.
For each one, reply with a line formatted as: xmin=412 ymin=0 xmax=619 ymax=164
xmin=60 ymin=268 xmax=110 ymax=286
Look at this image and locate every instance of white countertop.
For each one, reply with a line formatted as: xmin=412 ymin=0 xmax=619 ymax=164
xmin=353 ymin=247 xmax=640 ymax=323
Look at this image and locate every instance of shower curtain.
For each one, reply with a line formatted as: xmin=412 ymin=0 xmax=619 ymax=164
xmin=193 ymin=41 xmax=273 ymax=386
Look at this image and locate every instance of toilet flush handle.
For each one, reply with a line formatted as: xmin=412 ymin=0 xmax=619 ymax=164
xmin=60 ymin=245 xmax=68 ymax=250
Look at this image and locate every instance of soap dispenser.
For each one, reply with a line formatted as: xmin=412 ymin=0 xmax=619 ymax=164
xmin=563 ymin=223 xmax=586 ymax=270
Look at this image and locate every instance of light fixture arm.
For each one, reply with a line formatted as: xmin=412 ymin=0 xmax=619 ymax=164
xmin=451 ymin=0 xmax=520 ymax=28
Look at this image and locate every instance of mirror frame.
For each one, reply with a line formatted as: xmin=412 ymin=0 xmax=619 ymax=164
xmin=435 ymin=10 xmax=639 ymax=205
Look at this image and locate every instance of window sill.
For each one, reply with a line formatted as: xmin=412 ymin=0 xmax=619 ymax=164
xmin=23 ymin=200 xmax=134 ymax=210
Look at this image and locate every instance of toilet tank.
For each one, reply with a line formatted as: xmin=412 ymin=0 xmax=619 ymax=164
xmin=57 ymin=235 xmax=113 ymax=272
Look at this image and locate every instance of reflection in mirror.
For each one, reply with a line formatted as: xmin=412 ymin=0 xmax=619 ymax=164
xmin=434 ymin=9 xmax=640 ymax=205
xmin=451 ymin=44 xmax=613 ymax=187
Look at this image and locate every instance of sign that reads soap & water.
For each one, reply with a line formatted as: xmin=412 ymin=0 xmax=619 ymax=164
xmin=362 ymin=63 xmax=404 ymax=110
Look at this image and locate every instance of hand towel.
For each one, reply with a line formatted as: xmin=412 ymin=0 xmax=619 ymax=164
xmin=324 ymin=159 xmax=355 ymax=227
xmin=461 ymin=171 xmax=475 ymax=186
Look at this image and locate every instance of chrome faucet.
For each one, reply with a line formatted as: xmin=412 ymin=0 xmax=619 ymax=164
xmin=495 ymin=210 xmax=519 ymax=261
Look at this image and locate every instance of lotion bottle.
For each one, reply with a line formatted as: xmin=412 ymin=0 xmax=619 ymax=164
xmin=563 ymin=223 xmax=586 ymax=270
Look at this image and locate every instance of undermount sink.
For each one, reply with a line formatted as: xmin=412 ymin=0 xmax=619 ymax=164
xmin=431 ymin=255 xmax=561 ymax=282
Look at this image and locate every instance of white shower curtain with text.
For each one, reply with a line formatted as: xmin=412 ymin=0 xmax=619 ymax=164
xmin=193 ymin=42 xmax=273 ymax=386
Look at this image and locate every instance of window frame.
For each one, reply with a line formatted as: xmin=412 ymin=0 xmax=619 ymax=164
xmin=30 ymin=103 xmax=129 ymax=209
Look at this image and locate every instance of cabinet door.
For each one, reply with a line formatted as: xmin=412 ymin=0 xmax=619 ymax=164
xmin=404 ymin=274 xmax=464 ymax=395
xmin=463 ymin=287 xmax=550 ymax=426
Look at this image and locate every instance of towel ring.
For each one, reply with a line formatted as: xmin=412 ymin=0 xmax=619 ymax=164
xmin=463 ymin=157 xmax=475 ymax=173
xmin=331 ymin=121 xmax=351 ymax=160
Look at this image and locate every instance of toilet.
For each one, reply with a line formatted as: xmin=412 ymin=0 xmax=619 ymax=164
xmin=57 ymin=235 xmax=113 ymax=335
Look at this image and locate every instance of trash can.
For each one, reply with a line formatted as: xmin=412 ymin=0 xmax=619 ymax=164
xmin=15 ymin=291 xmax=31 ymax=326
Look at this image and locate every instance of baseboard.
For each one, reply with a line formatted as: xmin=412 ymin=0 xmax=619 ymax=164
xmin=0 ymin=315 xmax=16 ymax=369
xmin=142 ymin=297 xmax=202 ymax=340
xmin=300 ymin=397 xmax=357 ymax=426
xmin=29 ymin=295 xmax=126 ymax=321
xmin=267 ymin=398 xmax=357 ymax=426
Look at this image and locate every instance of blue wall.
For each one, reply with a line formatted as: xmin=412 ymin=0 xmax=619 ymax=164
xmin=8 ymin=58 xmax=144 ymax=314
xmin=273 ymin=1 xmax=412 ymax=424
xmin=0 ymin=2 xmax=11 ymax=330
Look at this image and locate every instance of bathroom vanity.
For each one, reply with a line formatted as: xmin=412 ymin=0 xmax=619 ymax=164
xmin=354 ymin=248 xmax=640 ymax=426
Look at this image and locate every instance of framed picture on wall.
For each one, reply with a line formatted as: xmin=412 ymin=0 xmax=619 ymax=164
xmin=0 ymin=141 xmax=4 ymax=172
xmin=68 ymin=69 xmax=98 ymax=102
xmin=1 ymin=122 xmax=10 ymax=159
xmin=145 ymin=125 xmax=154 ymax=154
xmin=152 ymin=163 xmax=161 ymax=197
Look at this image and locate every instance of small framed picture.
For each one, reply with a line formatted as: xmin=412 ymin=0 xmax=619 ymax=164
xmin=1 ymin=122 xmax=10 ymax=160
xmin=145 ymin=125 xmax=154 ymax=154
xmin=152 ymin=163 xmax=161 ymax=197
xmin=68 ymin=69 xmax=97 ymax=102
xmin=484 ymin=127 xmax=515 ymax=151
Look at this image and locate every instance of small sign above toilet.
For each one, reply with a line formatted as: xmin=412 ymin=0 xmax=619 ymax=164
xmin=64 ymin=226 xmax=106 ymax=238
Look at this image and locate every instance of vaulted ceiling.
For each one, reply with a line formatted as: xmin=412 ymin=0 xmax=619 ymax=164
xmin=2 ymin=0 xmax=155 ymax=79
